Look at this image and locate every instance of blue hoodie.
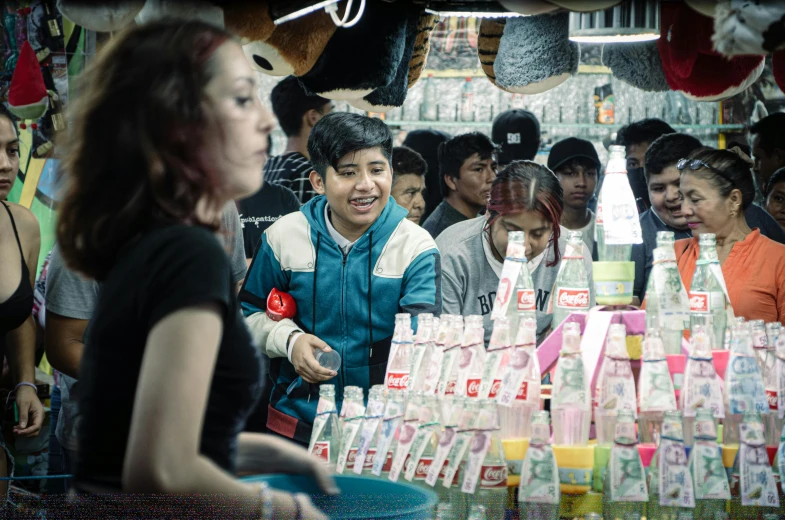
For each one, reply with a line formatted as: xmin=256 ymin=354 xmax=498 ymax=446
xmin=241 ymin=195 xmax=441 ymax=443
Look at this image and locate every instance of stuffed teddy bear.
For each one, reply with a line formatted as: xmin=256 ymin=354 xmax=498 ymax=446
xmin=407 ymin=13 xmax=439 ymax=88
xmin=602 ymin=41 xmax=669 ymax=92
xmin=224 ymin=1 xmax=337 ymax=77
xmin=56 ymin=0 xmax=145 ymax=32
xmin=297 ymin=1 xmax=411 ymax=100
xmin=712 ymin=1 xmax=785 ymax=57
xmin=494 ymin=12 xmax=580 ymax=95
xmin=477 ymin=18 xmax=507 ymax=89
xmin=658 ymin=1 xmax=764 ymax=102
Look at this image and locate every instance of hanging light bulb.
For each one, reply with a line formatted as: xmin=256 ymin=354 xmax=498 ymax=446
xmin=568 ymin=0 xmax=660 ymax=43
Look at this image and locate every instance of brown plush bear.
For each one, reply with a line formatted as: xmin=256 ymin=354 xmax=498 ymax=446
xmin=223 ymin=1 xmax=336 ymax=77
xmin=407 ymin=13 xmax=439 ymax=88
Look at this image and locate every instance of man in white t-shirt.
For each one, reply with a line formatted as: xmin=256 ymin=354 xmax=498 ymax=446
xmin=549 ymin=137 xmax=600 ymax=259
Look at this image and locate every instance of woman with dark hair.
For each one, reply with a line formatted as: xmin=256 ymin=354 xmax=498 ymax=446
xmin=57 ymin=20 xmax=332 ymax=517
xmin=676 ymin=148 xmax=785 ymax=323
xmin=0 ymin=103 xmax=45 ymax=503
xmin=436 ymin=161 xmax=594 ymax=344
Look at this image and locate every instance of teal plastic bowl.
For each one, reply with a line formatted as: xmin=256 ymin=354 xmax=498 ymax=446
xmin=241 ymin=474 xmax=438 ymax=519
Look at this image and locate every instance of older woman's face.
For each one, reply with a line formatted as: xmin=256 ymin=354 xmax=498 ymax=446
xmin=680 ymin=171 xmax=740 ymax=238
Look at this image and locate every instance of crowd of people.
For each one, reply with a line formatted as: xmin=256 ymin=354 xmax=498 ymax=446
xmin=0 ymin=19 xmax=784 ymax=518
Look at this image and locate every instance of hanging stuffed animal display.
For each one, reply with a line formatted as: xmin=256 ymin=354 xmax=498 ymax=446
xmin=56 ymin=0 xmax=144 ymax=32
xmin=224 ymin=1 xmax=337 ymax=77
xmin=297 ymin=1 xmax=409 ymax=100
xmin=658 ymin=1 xmax=764 ymax=102
xmin=602 ymin=41 xmax=669 ymax=92
xmin=477 ymin=18 xmax=506 ymax=89
xmin=494 ymin=13 xmax=580 ymax=94
xmin=407 ymin=13 xmax=438 ymax=88
xmin=8 ymin=41 xmax=49 ymax=129
xmin=712 ymin=1 xmax=785 ymax=57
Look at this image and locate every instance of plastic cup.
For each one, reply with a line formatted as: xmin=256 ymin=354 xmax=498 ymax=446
xmin=315 ymin=349 xmax=341 ymax=371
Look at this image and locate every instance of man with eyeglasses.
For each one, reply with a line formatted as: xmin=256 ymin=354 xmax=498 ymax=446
xmin=631 ymin=134 xmax=785 ymax=303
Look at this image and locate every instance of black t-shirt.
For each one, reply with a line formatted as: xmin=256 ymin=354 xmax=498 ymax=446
xmin=75 ymin=225 xmax=262 ymax=489
xmin=236 ymin=182 xmax=301 ymax=259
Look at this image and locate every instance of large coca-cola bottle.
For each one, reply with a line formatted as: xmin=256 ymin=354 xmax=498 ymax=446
xmin=386 ymin=313 xmax=413 ymax=391
xmin=498 ymin=316 xmax=539 ymax=441
xmin=308 ymin=384 xmax=339 ymax=471
xmin=594 ymin=324 xmax=637 ymax=445
xmin=689 ymin=233 xmax=728 ymax=351
xmin=552 ymin=230 xmax=591 ymax=328
xmin=461 ymin=399 xmax=508 ymax=520
xmin=457 ymin=316 xmax=486 ymax=398
xmin=490 ymin=231 xmax=535 ymax=336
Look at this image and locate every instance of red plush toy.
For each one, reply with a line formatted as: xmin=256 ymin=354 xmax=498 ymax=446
xmin=8 ymin=41 xmax=49 ymax=129
xmin=658 ymin=2 xmax=764 ymax=102
xmin=773 ymin=51 xmax=785 ymax=94
xmin=266 ymin=288 xmax=297 ymax=322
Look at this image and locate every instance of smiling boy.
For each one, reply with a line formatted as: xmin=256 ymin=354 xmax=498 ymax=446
xmin=241 ymin=113 xmax=441 ymax=445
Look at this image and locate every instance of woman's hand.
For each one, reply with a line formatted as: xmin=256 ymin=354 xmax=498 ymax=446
xmin=13 ymin=386 xmax=43 ymax=437
xmin=271 ymin=491 xmax=327 ymax=520
xmin=237 ymin=433 xmax=339 ymax=496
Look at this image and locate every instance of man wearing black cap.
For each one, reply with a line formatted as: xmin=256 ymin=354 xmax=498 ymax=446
xmin=548 ymin=137 xmax=600 ymax=259
xmin=492 ymin=109 xmax=541 ymax=166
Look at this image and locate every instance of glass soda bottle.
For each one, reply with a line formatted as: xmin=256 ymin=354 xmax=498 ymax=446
xmin=386 ymin=313 xmax=413 ymax=391
xmin=689 ymin=234 xmax=727 ymax=351
xmin=638 ymin=317 xmax=678 ymax=445
xmin=552 ymin=230 xmax=592 ymax=329
xmin=458 ymin=316 xmax=486 ymax=399
xmin=336 ymin=386 xmax=366 ymax=474
xmin=594 ymin=324 xmax=637 ymax=445
xmin=603 ymin=409 xmax=647 ymax=520
xmin=769 ymin=323 xmax=784 ymax=447
xmin=479 ymin=317 xmax=512 ymax=401
xmin=596 ymin=145 xmax=640 ymax=262
xmin=308 ymin=384 xmax=340 ymax=471
xmin=491 ymin=231 xmax=535 ymax=337
xmin=422 ymin=73 xmax=437 ymax=121
xmin=351 ymin=384 xmax=386 ymax=476
xmin=518 ymin=411 xmax=560 ymax=520
xmin=646 ymin=231 xmax=689 ymax=354
xmin=409 ymin=314 xmax=434 ymax=393
xmin=439 ymin=316 xmax=465 ymax=398
xmin=688 ymin=407 xmax=729 ymax=519
xmin=460 ymin=77 xmax=474 ymax=122
xmin=730 ymin=411 xmax=780 ymax=518
xmin=461 ymin=399 xmax=508 ymax=520
xmin=681 ymin=322 xmax=724 ymax=448
xmin=552 ymin=322 xmax=591 ymax=445
xmin=724 ymin=323 xmax=768 ymax=448
xmin=498 ymin=316 xmax=539 ymax=442
xmin=371 ymin=388 xmax=406 ymax=478
xmin=648 ymin=410 xmax=695 ymax=520
xmin=404 ymin=394 xmax=444 ymax=493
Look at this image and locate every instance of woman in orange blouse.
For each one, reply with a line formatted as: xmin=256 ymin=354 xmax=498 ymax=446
xmin=675 ymin=147 xmax=785 ymax=324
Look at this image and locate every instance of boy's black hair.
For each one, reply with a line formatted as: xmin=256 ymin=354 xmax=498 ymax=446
xmin=552 ymin=157 xmax=599 ymax=175
xmin=749 ymin=113 xmax=785 ymax=154
xmin=392 ymin=146 xmax=427 ymax=178
xmin=644 ymin=133 xmax=703 ymax=181
xmin=437 ymin=132 xmax=498 ymax=196
xmin=616 ymin=118 xmax=676 ymax=148
xmin=308 ymin=112 xmax=393 ymax=178
xmin=766 ymin=167 xmax=785 ymax=198
xmin=270 ymin=76 xmax=330 ymax=137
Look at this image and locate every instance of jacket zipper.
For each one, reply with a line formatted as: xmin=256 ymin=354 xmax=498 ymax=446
xmin=340 ymin=250 xmax=347 ymax=391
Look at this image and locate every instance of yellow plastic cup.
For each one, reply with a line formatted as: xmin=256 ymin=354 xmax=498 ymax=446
xmin=553 ymin=445 xmax=595 ymax=494
xmin=592 ymin=261 xmax=635 ymax=305
xmin=503 ymin=438 xmax=529 ymax=488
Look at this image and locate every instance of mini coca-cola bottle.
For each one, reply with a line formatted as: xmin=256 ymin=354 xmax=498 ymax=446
xmin=479 ymin=317 xmax=512 ymax=401
xmin=688 ymin=407 xmax=728 ymax=519
xmin=767 ymin=322 xmax=783 ymax=447
xmin=552 ymin=322 xmax=591 ymax=446
xmin=552 ymin=230 xmax=591 ymax=328
xmin=498 ymin=316 xmax=539 ymax=441
xmin=594 ymin=324 xmax=637 ymax=445
xmin=689 ymin=234 xmax=727 ymax=351
xmin=681 ymin=322 xmax=724 ymax=448
xmin=439 ymin=315 xmax=465 ymax=398
xmin=462 ymin=399 xmax=508 ymax=520
xmin=308 ymin=384 xmax=339 ymax=471
xmin=724 ymin=323 xmax=768 ymax=447
xmin=638 ymin=317 xmax=677 ymax=446
xmin=646 ymin=231 xmax=689 ymax=355
xmin=457 ymin=315 xmax=485 ymax=399
xmin=491 ymin=231 xmax=535 ymax=335
xmin=351 ymin=384 xmax=386 ymax=476
xmin=336 ymin=386 xmax=366 ymax=474
xmin=386 ymin=313 xmax=413 ymax=391
xmin=409 ymin=314 xmax=434 ymax=393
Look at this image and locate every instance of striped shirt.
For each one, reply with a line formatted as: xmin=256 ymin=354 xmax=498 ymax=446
xmin=263 ymin=152 xmax=317 ymax=205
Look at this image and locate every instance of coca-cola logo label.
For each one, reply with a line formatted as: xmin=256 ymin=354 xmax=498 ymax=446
xmin=445 ymin=380 xmax=456 ymax=396
xmin=467 ymin=379 xmax=481 ymax=398
xmin=689 ymin=292 xmax=709 ymax=313
xmin=517 ymin=289 xmax=536 ymax=311
xmin=488 ymin=379 xmax=502 ymax=398
xmin=516 ymin=381 xmax=528 ymax=401
xmin=556 ymin=288 xmax=590 ymax=309
xmin=386 ymin=372 xmax=409 ymax=390
xmin=767 ymin=389 xmax=778 ymax=410
xmin=311 ymin=441 xmax=329 ymax=462
xmin=495 ymin=278 xmax=512 ymax=309
xmin=480 ymin=465 xmax=508 ymax=488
